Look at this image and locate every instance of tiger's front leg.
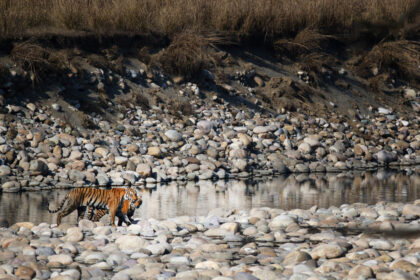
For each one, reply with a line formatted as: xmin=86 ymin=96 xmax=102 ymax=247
xmin=117 ymin=200 xmax=133 ymax=226
xmin=108 ymin=205 xmax=117 ymax=227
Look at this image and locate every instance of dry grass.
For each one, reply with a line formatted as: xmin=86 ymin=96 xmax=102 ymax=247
xmin=0 ymin=0 xmax=418 ymax=42
xmin=357 ymin=40 xmax=420 ymax=83
xmin=10 ymin=40 xmax=69 ymax=82
xmin=151 ymin=31 xmax=223 ymax=78
xmin=1 ymin=0 xmax=419 ymax=86
xmin=274 ymin=28 xmax=336 ymax=59
xmin=119 ymin=90 xmax=150 ymax=109
xmin=168 ymin=97 xmax=194 ymax=118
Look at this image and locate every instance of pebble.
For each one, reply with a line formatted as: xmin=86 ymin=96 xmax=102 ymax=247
xmin=310 ymin=243 xmax=346 ymax=259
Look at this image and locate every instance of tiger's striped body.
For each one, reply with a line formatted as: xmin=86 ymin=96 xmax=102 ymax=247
xmin=85 ymin=197 xmax=140 ymax=226
xmin=49 ymin=187 xmax=141 ymax=227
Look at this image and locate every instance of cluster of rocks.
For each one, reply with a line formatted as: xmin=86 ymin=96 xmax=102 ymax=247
xmin=0 ymin=88 xmax=419 ymax=192
xmin=0 ymin=201 xmax=419 ymax=279
xmin=0 ymin=53 xmax=419 ymax=192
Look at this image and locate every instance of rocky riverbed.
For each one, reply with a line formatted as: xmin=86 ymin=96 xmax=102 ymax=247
xmin=0 ymin=201 xmax=419 ymax=280
xmin=1 ymin=91 xmax=419 ymax=193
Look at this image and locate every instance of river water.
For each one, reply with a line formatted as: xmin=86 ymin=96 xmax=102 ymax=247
xmin=0 ymin=170 xmax=419 ymax=226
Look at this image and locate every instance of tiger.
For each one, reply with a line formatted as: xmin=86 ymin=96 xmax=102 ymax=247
xmin=48 ymin=187 xmax=141 ymax=227
xmin=84 ymin=196 xmax=141 ymax=226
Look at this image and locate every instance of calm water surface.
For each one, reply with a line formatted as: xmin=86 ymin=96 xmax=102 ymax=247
xmin=0 ymin=170 xmax=419 ymax=226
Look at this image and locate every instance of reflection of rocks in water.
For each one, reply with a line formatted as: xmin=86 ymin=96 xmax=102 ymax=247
xmin=0 ymin=191 xmax=78 ymax=225
xmin=0 ymin=171 xmax=419 ymax=224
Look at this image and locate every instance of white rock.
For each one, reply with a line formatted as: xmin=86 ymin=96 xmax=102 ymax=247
xmin=311 ymin=244 xmax=346 ymax=259
xmin=232 ymin=159 xmax=247 ymax=171
xmin=170 ymin=256 xmax=191 ymax=265
xmin=378 ymin=107 xmax=391 ymax=114
xmin=253 ymin=126 xmax=269 ymax=134
xmin=48 ymin=254 xmax=73 ymax=265
xmin=404 ymin=88 xmax=417 ymax=99
xmin=197 ymin=120 xmax=214 ymax=134
xmin=269 ymin=215 xmax=295 ymax=229
xmin=66 ymin=227 xmax=84 ymax=242
xmin=115 ymin=156 xmax=128 ymax=165
xmin=115 ymin=236 xmax=148 ymax=252
xmin=165 ymin=130 xmax=182 ymax=141
xmin=52 ymin=103 xmax=61 ymax=111
xmin=195 ymin=260 xmax=220 ymax=270
xmin=298 ymin=142 xmax=312 ymax=154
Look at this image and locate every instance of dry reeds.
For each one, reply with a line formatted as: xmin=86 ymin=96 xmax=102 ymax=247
xmin=0 ymin=0 xmax=418 ymax=42
xmin=151 ymin=31 xmax=225 ymax=78
xmin=1 ymin=0 xmax=419 ymax=85
xmin=358 ymin=40 xmax=420 ymax=83
xmin=10 ymin=40 xmax=69 ymax=82
xmin=274 ymin=28 xmax=336 ymax=59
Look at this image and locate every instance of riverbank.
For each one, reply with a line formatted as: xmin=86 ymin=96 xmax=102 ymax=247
xmin=1 ymin=9 xmax=419 ymax=192
xmin=1 ymin=201 xmax=419 ymax=279
xmin=0 ymin=89 xmax=419 ymax=193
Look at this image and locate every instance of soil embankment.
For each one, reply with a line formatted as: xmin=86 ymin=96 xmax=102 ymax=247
xmin=0 ymin=28 xmax=419 ymax=192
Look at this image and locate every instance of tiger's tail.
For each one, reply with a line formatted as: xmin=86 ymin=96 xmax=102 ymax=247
xmin=48 ymin=194 xmax=69 ymax=213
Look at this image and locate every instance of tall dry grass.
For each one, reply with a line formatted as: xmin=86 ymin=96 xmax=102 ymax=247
xmin=0 ymin=0 xmax=418 ymax=41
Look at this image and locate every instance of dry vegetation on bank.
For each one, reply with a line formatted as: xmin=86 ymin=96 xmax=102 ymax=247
xmin=0 ymin=0 xmax=419 ymax=86
xmin=0 ymin=0 xmax=418 ymax=41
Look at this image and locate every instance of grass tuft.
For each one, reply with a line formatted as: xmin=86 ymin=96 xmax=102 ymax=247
xmin=10 ymin=40 xmax=68 ymax=83
xmin=357 ymin=40 xmax=420 ymax=84
xmin=274 ymin=28 xmax=336 ymax=59
xmin=151 ymin=31 xmax=224 ymax=79
xmin=169 ymin=96 xmax=194 ymax=117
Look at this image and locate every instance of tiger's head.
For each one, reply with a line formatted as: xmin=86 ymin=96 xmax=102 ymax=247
xmin=124 ymin=188 xmax=142 ymax=209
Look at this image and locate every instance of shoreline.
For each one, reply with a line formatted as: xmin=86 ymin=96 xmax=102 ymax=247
xmin=0 ymin=98 xmax=419 ymax=193
xmin=0 ymin=163 xmax=419 ymax=193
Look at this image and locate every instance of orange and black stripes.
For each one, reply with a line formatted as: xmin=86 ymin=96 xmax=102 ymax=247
xmin=48 ymin=187 xmax=142 ymax=227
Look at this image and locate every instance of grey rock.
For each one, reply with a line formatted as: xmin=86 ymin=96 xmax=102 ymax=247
xmin=197 ymin=120 xmax=214 ymax=134
xmin=298 ymin=142 xmax=311 ymax=154
xmin=269 ymin=215 xmax=295 ymax=229
xmin=310 ymin=243 xmax=346 ymax=259
xmin=69 ymin=169 xmax=86 ymax=181
xmin=165 ymin=130 xmax=182 ymax=141
xmin=232 ymin=159 xmax=247 ymax=171
xmin=234 ymin=272 xmax=259 ymax=280
xmin=0 ymin=165 xmax=11 ymax=176
xmin=96 ymin=174 xmax=109 ymax=185
xmin=29 ymin=160 xmax=49 ymax=175
xmin=1 ymin=181 xmax=20 ymax=192
xmin=377 ymin=150 xmax=397 ymax=164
